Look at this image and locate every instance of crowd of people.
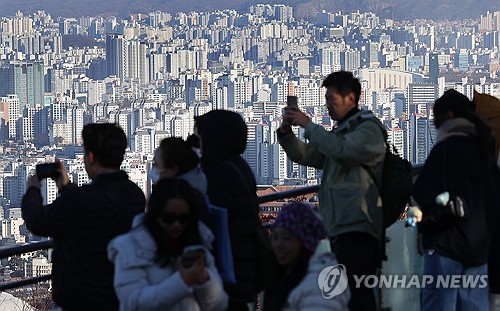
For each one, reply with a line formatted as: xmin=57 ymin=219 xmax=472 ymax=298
xmin=20 ymin=70 xmax=500 ymax=311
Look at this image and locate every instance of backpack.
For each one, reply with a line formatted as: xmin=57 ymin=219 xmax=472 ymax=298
xmin=357 ymin=118 xmax=413 ymax=229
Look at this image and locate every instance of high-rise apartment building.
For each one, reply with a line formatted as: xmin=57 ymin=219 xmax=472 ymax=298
xmin=429 ymin=53 xmax=439 ymax=84
xmin=0 ymin=61 xmax=44 ymax=108
xmin=407 ymin=83 xmax=439 ymax=115
xmin=106 ymin=34 xmax=127 ymax=82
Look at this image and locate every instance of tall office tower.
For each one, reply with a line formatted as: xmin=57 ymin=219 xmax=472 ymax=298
xmin=0 ymin=61 xmax=44 ymax=108
xmin=429 ymin=53 xmax=439 ymax=84
xmin=68 ymin=105 xmax=85 ymax=145
xmin=16 ymin=164 xmax=36 ymax=208
xmin=148 ymin=11 xmax=172 ymax=27
xmin=366 ymin=42 xmax=380 ymax=67
xmin=0 ymin=95 xmax=21 ymax=140
xmin=166 ymin=52 xmax=180 ymax=79
xmin=407 ymin=83 xmax=439 ymax=115
xmin=480 ymin=11 xmax=495 ymax=32
xmin=341 ymin=50 xmax=361 ymax=71
xmin=15 ymin=32 xmax=44 ymax=55
xmin=52 ymin=120 xmax=72 ymax=145
xmin=87 ymin=80 xmax=106 ymax=105
xmin=484 ymin=31 xmax=499 ymax=49
xmin=169 ymin=110 xmax=191 ymax=140
xmin=456 ymin=34 xmax=475 ymax=50
xmin=270 ymin=143 xmax=288 ymax=182
xmin=114 ymin=110 xmax=132 ymax=143
xmin=33 ymin=105 xmax=49 ymax=147
xmin=214 ymin=86 xmax=229 ymax=110
xmin=243 ymin=122 xmax=264 ymax=177
xmin=128 ymin=40 xmax=149 ymax=85
xmin=20 ymin=106 xmax=35 ymax=142
xmin=51 ymin=34 xmax=62 ymax=54
xmin=496 ymin=11 xmax=500 ymax=31
xmin=296 ymin=78 xmax=322 ymax=106
xmin=318 ymin=47 xmax=341 ymax=77
xmin=106 ymin=34 xmax=128 ymax=82
xmin=408 ymin=114 xmax=436 ymax=165
xmin=88 ymin=20 xmax=103 ymax=39
xmin=274 ymin=5 xmax=293 ymax=23
xmin=454 ymin=50 xmax=469 ymax=72
xmin=258 ymin=141 xmax=272 ymax=184
xmin=132 ymin=130 xmax=152 ymax=154
xmin=87 ymin=58 xmax=107 ymax=80
xmin=228 ymin=76 xmax=252 ymax=110
xmin=149 ymin=52 xmax=166 ymax=82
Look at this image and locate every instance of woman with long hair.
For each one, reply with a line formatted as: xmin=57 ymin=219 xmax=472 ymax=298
xmin=263 ymin=202 xmax=350 ymax=311
xmin=107 ymin=179 xmax=227 ymax=311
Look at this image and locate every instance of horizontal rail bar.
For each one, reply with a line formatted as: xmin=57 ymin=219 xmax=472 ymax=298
xmin=257 ymin=164 xmax=423 ymax=205
xmin=0 ymin=275 xmax=51 ymax=291
xmin=257 ymin=185 xmax=320 ymax=204
xmin=0 ymin=165 xmax=424 ymax=259
xmin=0 ymin=240 xmax=53 ymax=259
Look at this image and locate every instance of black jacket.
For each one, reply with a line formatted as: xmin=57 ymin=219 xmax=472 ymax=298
xmin=22 ymin=171 xmax=146 ymax=310
xmin=489 ymin=166 xmax=500 ymax=293
xmin=196 ymin=110 xmax=259 ymax=305
xmin=413 ymin=134 xmax=495 ymax=267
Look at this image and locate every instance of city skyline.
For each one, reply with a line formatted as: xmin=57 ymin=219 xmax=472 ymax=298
xmin=0 ymin=0 xmax=499 ymax=20
xmin=0 ymin=5 xmax=499 ymax=281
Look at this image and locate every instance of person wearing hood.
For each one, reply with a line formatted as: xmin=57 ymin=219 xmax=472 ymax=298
xmin=263 ymin=202 xmax=350 ymax=311
xmin=413 ymin=89 xmax=498 ymax=310
xmin=150 ymin=137 xmax=207 ymax=194
xmin=193 ymin=110 xmax=260 ymax=310
xmin=107 ymin=178 xmax=228 ymax=311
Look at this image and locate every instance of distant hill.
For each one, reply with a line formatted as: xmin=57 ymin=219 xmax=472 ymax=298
xmin=0 ymin=0 xmax=498 ymax=20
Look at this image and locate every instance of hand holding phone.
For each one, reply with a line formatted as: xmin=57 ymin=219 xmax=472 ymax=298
xmin=287 ymin=96 xmax=298 ymax=108
xmin=36 ymin=163 xmax=61 ymax=181
xmin=283 ymin=95 xmax=299 ymax=126
xmin=181 ymin=245 xmax=205 ymax=268
xmin=177 ymin=245 xmax=209 ymax=286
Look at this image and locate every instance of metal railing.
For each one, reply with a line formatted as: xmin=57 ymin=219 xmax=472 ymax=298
xmin=0 ymin=164 xmax=423 ymax=291
xmin=257 ymin=185 xmax=319 ymax=204
xmin=0 ymin=240 xmax=54 ymax=291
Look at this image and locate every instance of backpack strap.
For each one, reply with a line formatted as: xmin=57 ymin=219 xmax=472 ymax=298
xmin=350 ymin=115 xmax=387 ymax=193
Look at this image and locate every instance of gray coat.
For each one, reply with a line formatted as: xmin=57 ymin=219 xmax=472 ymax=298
xmin=279 ymin=110 xmax=386 ymax=239
xmin=107 ymin=214 xmax=228 ymax=311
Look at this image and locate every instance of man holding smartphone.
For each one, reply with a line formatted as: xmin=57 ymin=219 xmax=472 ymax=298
xmin=278 ymin=71 xmax=386 ymax=311
xmin=21 ymin=123 xmax=146 ymax=310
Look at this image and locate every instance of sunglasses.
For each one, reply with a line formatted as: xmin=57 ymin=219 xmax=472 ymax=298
xmin=160 ymin=212 xmax=192 ymax=225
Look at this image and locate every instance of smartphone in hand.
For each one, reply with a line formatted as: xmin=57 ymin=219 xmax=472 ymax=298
xmin=181 ymin=245 xmax=205 ymax=268
xmin=36 ymin=163 xmax=61 ymax=181
xmin=287 ymin=96 xmax=298 ymax=108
